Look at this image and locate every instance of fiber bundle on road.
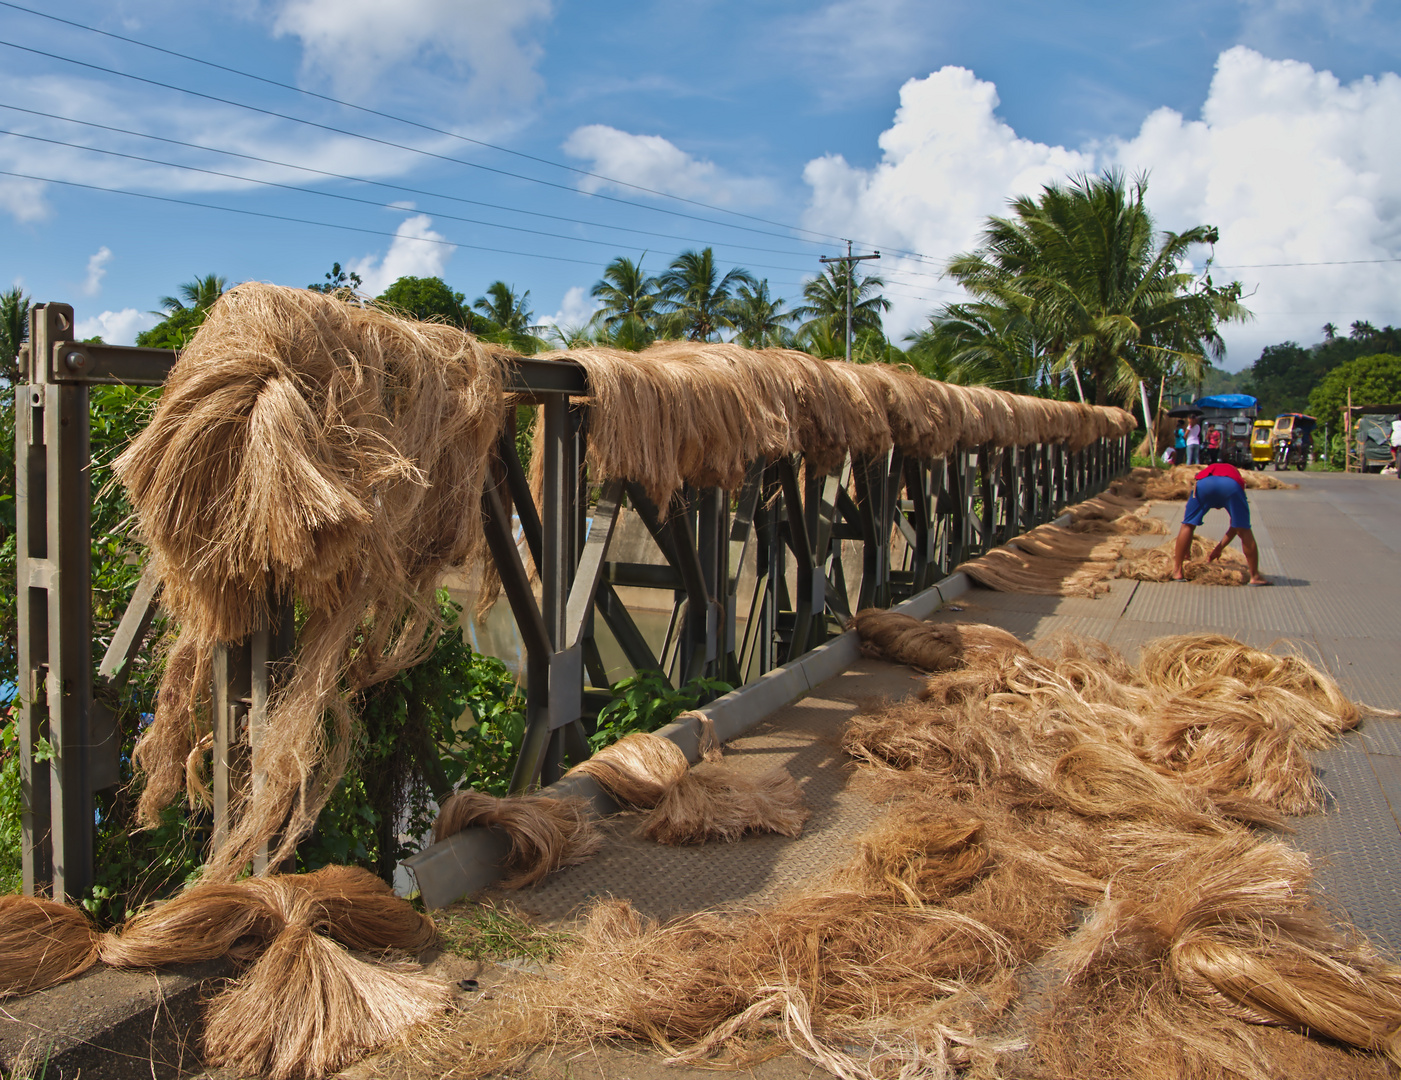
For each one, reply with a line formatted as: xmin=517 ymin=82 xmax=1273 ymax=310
xmin=403 ymin=626 xmax=1397 ymax=1079
xmin=432 ymin=790 xmax=602 ymax=889
xmin=1118 ymin=534 xmax=1252 ymax=585
xmin=0 ymin=866 xmax=445 ymax=1079
xmin=570 ymin=731 xmax=810 ymax=844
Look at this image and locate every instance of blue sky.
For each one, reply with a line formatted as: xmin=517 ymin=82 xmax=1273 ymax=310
xmin=2 ymin=0 xmax=1400 ymax=369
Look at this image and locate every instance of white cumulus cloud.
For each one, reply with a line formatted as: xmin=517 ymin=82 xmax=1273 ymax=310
xmin=802 ymin=48 xmax=1401 ymax=367
xmin=83 ymin=247 xmax=112 ymax=297
xmin=0 ymin=176 xmax=50 ymax=223
xmin=564 ymin=125 xmax=773 ymax=206
xmin=536 ymin=285 xmax=600 ymax=336
xmin=1106 ymin=47 xmax=1401 ymax=362
xmin=349 ymin=214 xmax=455 ymax=296
xmin=268 ymin=0 xmax=551 ymax=105
xmin=75 ymin=308 xmax=159 ymax=346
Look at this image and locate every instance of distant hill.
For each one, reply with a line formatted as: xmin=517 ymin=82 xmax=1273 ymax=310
xmin=1242 ymin=324 xmax=1401 ymax=418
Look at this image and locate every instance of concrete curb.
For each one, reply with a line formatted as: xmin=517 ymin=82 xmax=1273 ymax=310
xmin=404 ymin=510 xmax=1080 ymax=907
xmin=404 ymin=568 xmax=975 ymax=909
xmin=0 ymin=960 xmax=231 ymax=1080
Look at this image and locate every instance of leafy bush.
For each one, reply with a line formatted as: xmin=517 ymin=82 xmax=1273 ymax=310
xmin=589 ymin=670 xmax=731 ymax=753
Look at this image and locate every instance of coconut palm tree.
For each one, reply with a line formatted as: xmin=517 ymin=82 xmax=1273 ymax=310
xmin=654 ymin=249 xmax=756 ymax=342
xmin=473 ymin=281 xmax=537 ymax=335
xmin=731 ymin=280 xmax=794 ymax=348
xmin=590 ymin=256 xmax=658 ymax=333
xmin=793 ymin=263 xmax=890 ymax=341
xmin=157 ymin=273 xmax=229 ymax=315
xmin=0 ymin=285 xmax=29 ymax=386
xmin=944 ymin=171 xmax=1249 ymax=405
xmin=906 ymin=299 xmax=1045 ymax=392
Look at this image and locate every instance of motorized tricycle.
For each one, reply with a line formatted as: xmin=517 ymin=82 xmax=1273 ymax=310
xmin=1271 ymin=414 xmax=1316 ymax=471
xmin=1250 ymin=419 xmax=1275 ymax=470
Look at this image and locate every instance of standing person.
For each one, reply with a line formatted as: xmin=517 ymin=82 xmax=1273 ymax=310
xmin=1185 ymin=416 xmax=1202 ymax=465
xmin=1391 ymin=413 xmax=1401 ymax=476
xmin=1173 ymin=422 xmax=1187 ymax=466
xmin=1171 ymin=461 xmax=1270 ymax=585
xmin=1205 ymin=425 xmax=1222 ymax=464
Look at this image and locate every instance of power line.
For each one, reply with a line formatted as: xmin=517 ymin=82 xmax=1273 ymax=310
xmin=0 ymin=39 xmax=846 ymax=251
xmin=0 ymin=0 xmax=850 ymax=246
xmin=0 ymin=127 xmax=833 ymax=274
xmin=0 ymin=168 xmax=607 ymax=267
xmin=0 ymin=102 xmax=833 ymax=261
xmin=0 ymin=7 xmax=954 ymax=268
xmin=1214 ymin=258 xmax=1401 ymax=268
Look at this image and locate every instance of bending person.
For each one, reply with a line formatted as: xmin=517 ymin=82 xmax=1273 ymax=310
xmin=1171 ymin=461 xmax=1270 ymax=585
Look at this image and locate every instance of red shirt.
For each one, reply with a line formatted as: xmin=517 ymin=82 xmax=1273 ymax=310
xmin=1196 ymin=463 xmax=1244 ymax=486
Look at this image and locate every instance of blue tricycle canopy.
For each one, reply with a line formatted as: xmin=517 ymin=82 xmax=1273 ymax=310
xmin=1193 ymin=394 xmax=1259 ymax=411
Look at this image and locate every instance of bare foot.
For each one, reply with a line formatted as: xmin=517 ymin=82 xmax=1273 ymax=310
xmin=1248 ymin=576 xmax=1272 ymax=586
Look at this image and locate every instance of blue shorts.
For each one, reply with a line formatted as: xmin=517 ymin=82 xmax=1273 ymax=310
xmin=1183 ymin=475 xmax=1250 ymax=529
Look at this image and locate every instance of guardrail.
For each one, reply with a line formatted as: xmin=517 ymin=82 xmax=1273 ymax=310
xmin=13 ymin=300 xmax=1128 ymax=899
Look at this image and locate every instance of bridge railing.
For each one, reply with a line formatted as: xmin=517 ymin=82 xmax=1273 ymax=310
xmin=13 ymin=300 xmax=1128 ymax=898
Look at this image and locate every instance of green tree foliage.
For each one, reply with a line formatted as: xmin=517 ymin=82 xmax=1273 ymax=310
xmin=942 ymin=172 xmax=1249 ymax=404
xmin=138 ymin=273 xmax=230 ymax=350
xmin=793 ymin=263 xmax=890 ymax=341
xmin=655 ymin=248 xmax=756 ymax=342
xmin=731 ymin=279 xmax=794 ymax=348
xmin=308 ymin=261 xmax=364 ymax=296
xmin=590 ymin=256 xmax=658 ymax=335
xmin=157 ymin=273 xmax=228 ymax=315
xmin=1307 ymin=353 xmax=1401 ymax=435
xmin=1245 ymin=324 xmax=1401 ymax=418
xmin=377 ymin=276 xmax=471 ymax=327
xmin=473 ymin=282 xmax=546 ymax=353
xmin=905 ymin=300 xmax=1042 ymax=392
xmin=0 ymin=285 xmax=28 ymax=388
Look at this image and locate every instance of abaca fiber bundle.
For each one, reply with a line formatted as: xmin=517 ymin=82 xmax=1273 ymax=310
xmin=570 ymin=732 xmax=810 ymax=844
xmin=406 ymin=628 xmax=1399 ymax=1080
xmin=431 ymin=790 xmax=602 ymax=889
xmin=115 ymin=284 xmax=509 ymax=878
xmin=0 ymin=866 xmax=445 ymax=1079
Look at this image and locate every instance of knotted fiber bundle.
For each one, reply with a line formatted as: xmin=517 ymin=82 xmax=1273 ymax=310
xmin=1117 ymin=535 xmax=1250 ymax=585
xmin=432 ymin=789 xmax=601 ymax=889
xmin=848 ymin=609 xmax=1030 ymax=672
xmin=568 ymin=732 xmax=810 ymax=844
xmin=0 ymin=866 xmax=445 ymax=1079
xmin=1056 ymin=835 xmax=1401 ymax=1066
xmin=958 ymin=545 xmax=1119 ymax=597
xmin=1137 ymin=633 xmax=1361 ymax=734
xmin=114 ymin=284 xmax=509 ymax=877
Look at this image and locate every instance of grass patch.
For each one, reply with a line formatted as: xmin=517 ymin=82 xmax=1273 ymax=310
xmin=436 ymin=900 xmax=570 ymax=964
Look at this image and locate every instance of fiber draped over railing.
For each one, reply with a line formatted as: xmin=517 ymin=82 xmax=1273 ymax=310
xmin=113 ymin=282 xmax=1134 ymax=878
xmin=537 ymin=341 xmax=1134 ymax=508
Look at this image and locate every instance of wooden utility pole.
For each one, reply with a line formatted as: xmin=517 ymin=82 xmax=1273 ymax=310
xmin=1345 ymin=386 xmax=1354 ymax=472
xmin=819 ymin=242 xmax=880 ymax=363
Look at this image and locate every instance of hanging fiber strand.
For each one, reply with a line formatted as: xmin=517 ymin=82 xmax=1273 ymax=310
xmin=114 ymin=284 xmax=509 ymax=878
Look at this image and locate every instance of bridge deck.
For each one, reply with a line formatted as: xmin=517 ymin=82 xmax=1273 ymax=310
xmin=428 ymin=470 xmax=1401 ymax=1080
xmin=508 ymin=472 xmax=1401 ymax=952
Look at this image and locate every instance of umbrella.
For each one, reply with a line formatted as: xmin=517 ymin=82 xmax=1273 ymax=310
xmin=1167 ymin=405 xmax=1203 ymax=417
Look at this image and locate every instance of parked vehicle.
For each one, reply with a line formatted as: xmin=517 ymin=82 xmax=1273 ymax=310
xmin=1250 ymin=419 xmax=1275 ymax=470
xmin=1271 ymin=413 xmax=1315 ymax=471
xmin=1193 ymin=394 xmax=1260 ymax=471
xmin=1355 ymin=414 xmax=1396 ymax=472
